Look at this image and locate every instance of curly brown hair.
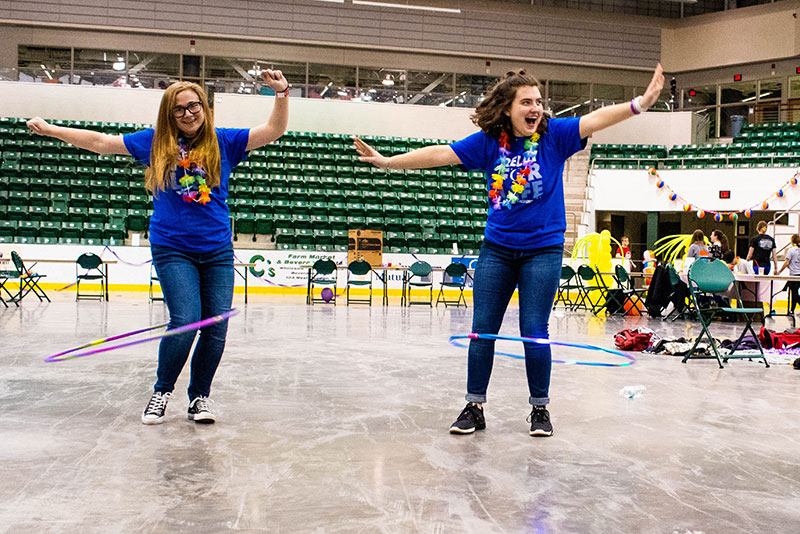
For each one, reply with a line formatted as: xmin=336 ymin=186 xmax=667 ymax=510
xmin=471 ymin=69 xmax=548 ymax=139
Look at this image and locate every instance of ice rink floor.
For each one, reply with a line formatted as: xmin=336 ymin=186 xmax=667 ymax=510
xmin=1 ymin=294 xmax=799 ymax=533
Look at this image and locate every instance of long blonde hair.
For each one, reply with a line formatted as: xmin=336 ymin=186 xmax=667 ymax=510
xmin=145 ymin=82 xmax=220 ymax=195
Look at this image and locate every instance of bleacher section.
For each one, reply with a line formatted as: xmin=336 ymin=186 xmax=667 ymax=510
xmin=0 ymin=117 xmax=488 ymax=254
xmin=591 ymin=122 xmax=800 ymax=170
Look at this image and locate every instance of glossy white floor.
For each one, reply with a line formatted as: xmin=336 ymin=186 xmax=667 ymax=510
xmin=1 ymin=293 xmax=798 ymax=534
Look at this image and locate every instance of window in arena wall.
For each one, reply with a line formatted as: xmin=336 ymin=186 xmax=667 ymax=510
xmin=17 ymin=45 xmax=71 ymax=84
xmin=591 ymin=84 xmax=631 ymax=109
xmin=788 ymin=76 xmax=800 ymax=99
xmin=549 ymin=81 xmax=591 ymax=117
xmin=126 ymin=52 xmax=179 ymax=89
xmin=72 ymin=49 xmax=130 ymax=87
xmin=681 ymin=85 xmax=717 ymax=109
xmin=359 ymin=68 xmax=408 ymax=104
xmin=720 ymin=80 xmax=756 ymax=105
xmin=756 ymin=79 xmax=782 ymax=101
xmin=308 ymin=63 xmax=356 ymax=101
xmin=405 ymin=71 xmax=454 ymax=106
xmin=454 ymin=74 xmax=499 ymax=108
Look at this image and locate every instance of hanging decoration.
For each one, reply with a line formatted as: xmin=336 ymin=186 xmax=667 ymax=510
xmin=646 ymin=168 xmax=800 ymax=219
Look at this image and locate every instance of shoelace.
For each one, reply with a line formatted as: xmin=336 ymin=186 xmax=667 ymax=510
xmin=457 ymin=405 xmax=479 ymax=422
xmin=145 ymin=392 xmax=170 ymax=414
xmin=527 ymin=408 xmax=549 ymax=424
xmin=192 ymin=397 xmax=213 ymax=413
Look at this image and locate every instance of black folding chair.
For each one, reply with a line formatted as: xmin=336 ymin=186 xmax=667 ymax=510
xmin=574 ymin=264 xmax=606 ymax=315
xmin=436 ymin=262 xmax=469 ymax=308
xmin=346 ymin=260 xmax=372 ymax=306
xmin=610 ymin=264 xmax=647 ymax=314
xmin=0 ymin=266 xmax=20 ymax=307
xmin=76 ymin=252 xmax=106 ymax=301
xmin=406 ymin=260 xmax=433 ymax=307
xmin=553 ymin=265 xmax=581 ymax=310
xmin=684 ymin=258 xmax=768 ymax=368
xmin=9 ymin=251 xmax=50 ymax=303
xmin=149 ymin=264 xmax=163 ymax=302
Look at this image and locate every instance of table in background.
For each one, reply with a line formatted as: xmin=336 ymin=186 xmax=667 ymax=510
xmin=26 ymin=258 xmax=117 ymax=301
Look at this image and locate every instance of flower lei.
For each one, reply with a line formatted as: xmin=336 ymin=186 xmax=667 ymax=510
xmin=489 ymin=130 xmax=539 ymax=210
xmin=177 ymin=138 xmax=211 ymax=205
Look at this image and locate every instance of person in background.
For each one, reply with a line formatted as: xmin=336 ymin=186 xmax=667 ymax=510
xmin=747 ymin=221 xmax=778 ymax=274
xmin=686 ymin=230 xmax=708 ymax=259
xmin=777 ymin=233 xmax=800 ymax=314
xmin=615 ymin=236 xmax=631 ymax=259
xmin=709 ymin=229 xmax=729 ymax=261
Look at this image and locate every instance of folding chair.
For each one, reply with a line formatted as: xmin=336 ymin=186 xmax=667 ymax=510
xmin=309 ymin=258 xmax=337 ymax=305
xmin=9 ymin=251 xmax=50 ymax=303
xmin=149 ymin=264 xmax=163 ymax=303
xmin=683 ymin=258 xmax=768 ymax=368
xmin=574 ymin=265 xmax=606 ymax=315
xmin=346 ymin=260 xmax=372 ymax=305
xmin=553 ymin=265 xmax=581 ymax=310
xmin=75 ymin=252 xmax=106 ymax=301
xmin=405 ymin=260 xmax=433 ymax=307
xmin=608 ymin=264 xmax=647 ymax=315
xmin=0 ymin=266 xmax=20 ymax=307
xmin=436 ymin=262 xmax=469 ymax=308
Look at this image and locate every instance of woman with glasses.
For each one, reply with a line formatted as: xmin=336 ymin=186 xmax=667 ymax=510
xmin=355 ymin=65 xmax=663 ymax=438
xmin=27 ymin=70 xmax=290 ymax=425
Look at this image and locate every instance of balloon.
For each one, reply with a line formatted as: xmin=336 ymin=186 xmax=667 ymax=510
xmin=321 ymin=288 xmax=334 ymax=303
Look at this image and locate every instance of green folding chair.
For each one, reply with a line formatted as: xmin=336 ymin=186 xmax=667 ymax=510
xmin=436 ymin=262 xmax=469 ymax=308
xmin=309 ymin=258 xmax=338 ymax=305
xmin=684 ymin=258 xmax=768 ymax=368
xmin=553 ymin=265 xmax=581 ymax=310
xmin=405 ymin=260 xmax=433 ymax=307
xmin=346 ymin=260 xmax=373 ymax=306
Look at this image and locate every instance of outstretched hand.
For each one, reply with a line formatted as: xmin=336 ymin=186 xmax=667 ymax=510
xmin=640 ymin=63 xmax=664 ymax=110
xmin=260 ymin=69 xmax=289 ymax=92
xmin=353 ymin=137 xmax=390 ymax=169
xmin=27 ymin=117 xmax=54 ymax=137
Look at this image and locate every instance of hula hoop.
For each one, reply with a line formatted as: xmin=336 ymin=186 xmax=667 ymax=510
xmin=449 ymin=333 xmax=636 ymax=367
xmin=45 ymin=309 xmax=239 ymax=363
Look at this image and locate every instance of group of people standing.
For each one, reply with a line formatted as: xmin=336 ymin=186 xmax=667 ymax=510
xmin=26 ymin=62 xmax=666 ymax=438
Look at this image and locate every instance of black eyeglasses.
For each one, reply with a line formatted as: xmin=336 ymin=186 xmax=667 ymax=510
xmin=172 ymin=101 xmax=202 ymax=118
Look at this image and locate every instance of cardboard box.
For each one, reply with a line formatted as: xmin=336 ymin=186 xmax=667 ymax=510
xmin=348 ymin=229 xmax=383 ymax=266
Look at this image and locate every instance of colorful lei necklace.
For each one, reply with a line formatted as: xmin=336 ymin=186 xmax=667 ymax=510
xmin=177 ymin=138 xmax=211 ymax=205
xmin=489 ymin=130 xmax=539 ymax=210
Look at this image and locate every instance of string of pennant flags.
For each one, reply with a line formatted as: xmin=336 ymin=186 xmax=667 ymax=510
xmin=647 ymin=167 xmax=800 ymax=222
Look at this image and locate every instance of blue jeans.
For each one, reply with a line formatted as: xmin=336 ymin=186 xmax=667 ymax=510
xmin=753 ymin=262 xmax=771 ymax=275
xmin=467 ymin=240 xmax=563 ymax=406
xmin=150 ymin=243 xmax=234 ymax=400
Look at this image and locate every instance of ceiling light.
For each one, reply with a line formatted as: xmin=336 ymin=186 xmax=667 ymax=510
xmin=353 ymin=1 xmax=461 ymax=14
xmin=382 ymin=74 xmax=395 ymax=86
xmin=112 ymin=61 xmax=126 ymax=71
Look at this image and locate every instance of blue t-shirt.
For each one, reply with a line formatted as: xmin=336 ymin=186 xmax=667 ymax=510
xmin=450 ymin=117 xmax=586 ymax=250
xmin=123 ymin=128 xmax=250 ymax=253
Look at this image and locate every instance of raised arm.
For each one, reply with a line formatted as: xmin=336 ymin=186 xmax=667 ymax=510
xmin=26 ymin=117 xmax=128 ymax=155
xmin=246 ymin=69 xmax=290 ymax=151
xmin=579 ymin=64 xmax=664 ymax=139
xmin=353 ymin=138 xmax=462 ymax=170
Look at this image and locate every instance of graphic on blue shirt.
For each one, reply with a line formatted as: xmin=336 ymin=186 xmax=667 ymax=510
xmin=450 ymin=117 xmax=587 ymax=250
xmin=123 ymin=127 xmax=250 ymax=253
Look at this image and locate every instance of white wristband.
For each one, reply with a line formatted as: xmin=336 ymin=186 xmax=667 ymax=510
xmin=276 ymin=87 xmax=289 ymax=98
xmin=632 ymin=96 xmax=645 ymax=114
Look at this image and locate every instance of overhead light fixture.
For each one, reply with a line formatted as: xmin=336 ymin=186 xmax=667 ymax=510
xmin=353 ymin=1 xmax=461 ymax=14
xmin=112 ymin=56 xmax=126 ymax=71
xmin=741 ymin=92 xmax=773 ymax=103
xmin=320 ymin=81 xmax=334 ymax=97
xmin=382 ymin=74 xmax=395 ymax=86
xmin=555 ymin=100 xmax=591 ymax=116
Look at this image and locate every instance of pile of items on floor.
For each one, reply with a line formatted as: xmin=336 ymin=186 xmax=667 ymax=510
xmin=613 ymin=327 xmax=800 ymax=367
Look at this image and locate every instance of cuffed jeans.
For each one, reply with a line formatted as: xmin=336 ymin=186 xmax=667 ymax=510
xmin=150 ymin=242 xmax=234 ymax=400
xmin=466 ymin=240 xmax=563 ymax=406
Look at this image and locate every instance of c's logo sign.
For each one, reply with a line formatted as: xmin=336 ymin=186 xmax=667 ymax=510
xmin=250 ymin=255 xmax=265 ymax=277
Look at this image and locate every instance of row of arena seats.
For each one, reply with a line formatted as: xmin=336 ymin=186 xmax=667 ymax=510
xmin=0 ymin=116 xmax=487 ymax=251
xmin=591 ymin=122 xmax=800 ymax=169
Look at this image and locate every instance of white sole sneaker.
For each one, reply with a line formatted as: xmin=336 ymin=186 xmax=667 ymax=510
xmin=187 ymin=412 xmax=216 ymax=424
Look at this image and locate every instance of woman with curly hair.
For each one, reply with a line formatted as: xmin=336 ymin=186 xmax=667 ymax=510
xmin=355 ymin=65 xmax=663 ymax=437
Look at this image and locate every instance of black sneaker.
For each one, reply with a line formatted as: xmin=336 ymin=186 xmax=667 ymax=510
xmin=528 ymin=406 xmax=553 ymax=437
xmin=449 ymin=403 xmax=486 ymax=434
xmin=187 ymin=396 xmax=216 ymax=424
xmin=141 ymin=391 xmax=171 ymax=425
